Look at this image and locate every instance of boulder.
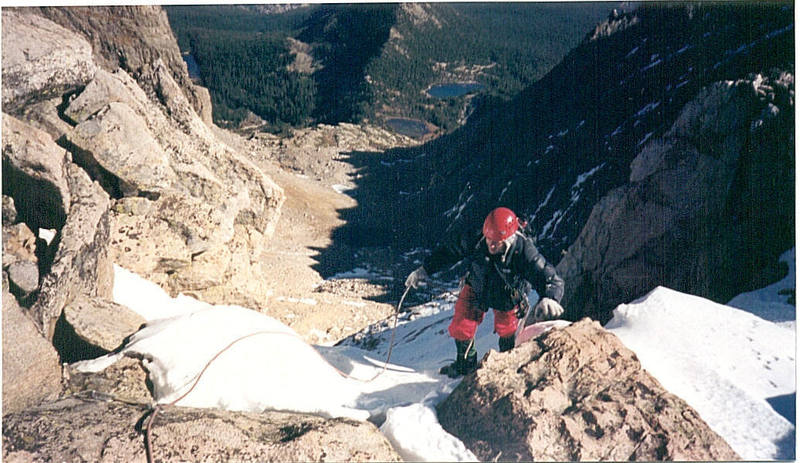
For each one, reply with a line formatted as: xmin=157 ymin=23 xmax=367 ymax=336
xmin=2 ymin=287 xmax=62 ymax=415
xmin=3 ymin=194 xmax=17 ymax=223
xmin=558 ymin=71 xmax=795 ymax=322
xmin=2 ymin=221 xmax=37 ymax=269
xmin=63 ymin=68 xmax=151 ymax=125
xmin=64 ymin=66 xmax=229 ymax=203
xmin=36 ymin=5 xmax=213 ymax=127
xmin=32 ymin=162 xmax=113 ymax=340
xmin=1 ymin=9 xmax=96 ymax=112
xmin=6 ymin=260 xmax=39 ymax=302
xmin=64 ymin=356 xmax=152 ymax=406
xmin=2 ymin=399 xmax=402 ymax=462
xmin=63 ymin=295 xmax=146 ymax=352
xmin=2 ymin=114 xmax=71 ymax=229
xmin=66 ymin=101 xmax=177 ymax=196
xmin=437 ymin=319 xmax=739 ymax=461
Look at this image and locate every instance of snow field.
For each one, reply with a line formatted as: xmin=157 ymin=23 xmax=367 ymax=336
xmin=606 ymin=285 xmax=795 ymax=459
xmin=76 ymin=256 xmax=795 ymax=461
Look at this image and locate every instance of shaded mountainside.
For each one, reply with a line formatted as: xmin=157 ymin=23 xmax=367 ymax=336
xmin=296 ymin=4 xmax=396 ymax=125
xmin=328 ymin=3 xmax=794 ymax=318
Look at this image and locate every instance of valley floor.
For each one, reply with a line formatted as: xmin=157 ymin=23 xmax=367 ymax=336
xmin=212 ymin=124 xmax=419 ymax=345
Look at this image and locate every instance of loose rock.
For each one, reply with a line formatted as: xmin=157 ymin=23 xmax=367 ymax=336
xmin=7 ymin=260 xmax=39 ymax=300
xmin=63 ymin=295 xmax=146 ymax=352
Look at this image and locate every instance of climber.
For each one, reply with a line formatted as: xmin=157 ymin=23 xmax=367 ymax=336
xmin=405 ymin=207 xmax=565 ymax=378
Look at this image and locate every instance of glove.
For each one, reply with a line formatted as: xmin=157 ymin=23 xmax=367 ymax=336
xmin=533 ymin=297 xmax=564 ymax=321
xmin=405 ymin=266 xmax=428 ymax=289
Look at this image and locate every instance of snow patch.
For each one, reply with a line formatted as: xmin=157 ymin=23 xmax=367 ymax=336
xmin=635 ymin=101 xmax=661 ymax=118
xmin=637 ymin=131 xmax=654 ymax=147
xmin=640 ymin=58 xmax=662 ymax=72
xmin=381 ymin=404 xmax=478 ymax=462
xmin=332 ymin=184 xmax=353 ymax=194
xmin=607 ymin=286 xmax=795 ymax=459
xmin=728 ymin=248 xmax=795 ymax=328
xmin=531 ymin=185 xmax=556 ymax=222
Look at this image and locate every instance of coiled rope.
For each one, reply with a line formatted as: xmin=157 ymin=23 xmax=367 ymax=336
xmin=144 ymin=284 xmax=412 ymax=463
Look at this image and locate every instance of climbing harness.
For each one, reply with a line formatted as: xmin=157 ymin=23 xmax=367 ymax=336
xmin=144 ymin=285 xmax=411 ymax=463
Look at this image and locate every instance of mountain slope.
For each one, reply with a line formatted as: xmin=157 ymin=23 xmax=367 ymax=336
xmin=332 ymin=3 xmax=794 ymax=317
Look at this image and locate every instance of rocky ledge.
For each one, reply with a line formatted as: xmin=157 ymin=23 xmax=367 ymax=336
xmin=438 ymin=319 xmax=739 ymax=461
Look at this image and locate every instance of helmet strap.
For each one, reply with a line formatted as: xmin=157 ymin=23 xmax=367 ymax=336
xmin=501 ymin=234 xmax=517 ymax=263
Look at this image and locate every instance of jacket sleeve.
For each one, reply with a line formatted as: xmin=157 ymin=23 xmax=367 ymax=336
xmin=520 ymin=238 xmax=564 ymax=303
xmin=423 ymin=229 xmax=482 ymax=275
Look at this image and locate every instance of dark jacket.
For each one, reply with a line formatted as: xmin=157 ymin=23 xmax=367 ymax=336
xmin=423 ymin=229 xmax=564 ymax=312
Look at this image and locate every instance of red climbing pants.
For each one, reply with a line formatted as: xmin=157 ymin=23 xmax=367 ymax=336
xmin=448 ymin=284 xmax=519 ymax=341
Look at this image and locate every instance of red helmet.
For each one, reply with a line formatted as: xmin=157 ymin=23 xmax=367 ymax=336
xmin=482 ymin=207 xmax=519 ymax=242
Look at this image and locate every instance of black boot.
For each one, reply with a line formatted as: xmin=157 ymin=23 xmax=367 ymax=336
xmin=498 ymin=335 xmax=515 ymax=352
xmin=439 ymin=339 xmax=478 ymax=378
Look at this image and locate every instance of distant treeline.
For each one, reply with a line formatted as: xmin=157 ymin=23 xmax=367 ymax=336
xmin=165 ymin=4 xmax=613 ymax=133
xmin=366 ymin=3 xmax=612 ymax=131
xmin=166 ymin=5 xmax=316 ymax=131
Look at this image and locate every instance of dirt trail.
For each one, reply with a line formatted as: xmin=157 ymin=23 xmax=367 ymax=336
xmin=214 ymin=125 xmax=418 ymax=345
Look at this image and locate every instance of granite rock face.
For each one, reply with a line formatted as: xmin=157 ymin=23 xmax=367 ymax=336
xmin=437 ymin=319 xmax=740 ymax=461
xmin=3 ymin=8 xmax=285 ymax=320
xmin=3 ymin=114 xmax=113 ymax=338
xmin=36 ymin=5 xmax=213 ymax=125
xmin=2 ymin=287 xmax=62 ymax=415
xmin=557 ymin=71 xmax=795 ymax=322
xmin=3 ymin=398 xmax=402 ymax=462
xmin=1 ymin=9 xmax=96 ymax=112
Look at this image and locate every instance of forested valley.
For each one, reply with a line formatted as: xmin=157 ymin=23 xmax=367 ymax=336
xmin=166 ymin=3 xmax=613 ymax=135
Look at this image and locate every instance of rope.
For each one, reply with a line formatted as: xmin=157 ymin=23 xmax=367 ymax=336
xmin=360 ymin=284 xmax=410 ymax=382
xmin=144 ymin=285 xmax=411 ymax=463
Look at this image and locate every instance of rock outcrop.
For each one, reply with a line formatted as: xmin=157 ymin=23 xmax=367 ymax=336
xmin=437 ymin=319 xmax=739 ymax=461
xmin=3 ymin=7 xmax=286 ymax=321
xmin=61 ymin=59 xmax=285 ymax=310
xmin=1 ymin=9 xmax=96 ymax=112
xmin=557 ymin=71 xmax=795 ymax=322
xmin=2 ymin=287 xmax=62 ymax=415
xmin=36 ymin=5 xmax=213 ymax=126
xmin=3 ymin=397 xmax=402 ymax=462
xmin=3 ymin=112 xmax=113 ymax=339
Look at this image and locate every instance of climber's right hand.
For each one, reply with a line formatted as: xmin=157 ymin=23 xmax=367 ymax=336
xmin=405 ymin=266 xmax=428 ymax=289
